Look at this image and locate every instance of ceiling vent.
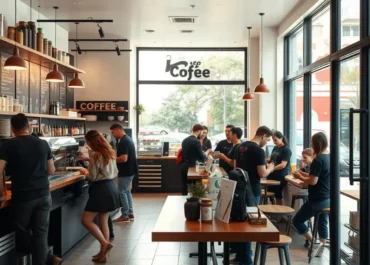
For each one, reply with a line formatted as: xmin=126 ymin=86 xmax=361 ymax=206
xmin=169 ymin=16 xmax=198 ymax=24
xmin=180 ymin=30 xmax=194 ymax=33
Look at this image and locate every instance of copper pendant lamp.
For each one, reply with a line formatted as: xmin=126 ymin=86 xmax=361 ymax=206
xmin=242 ymin=27 xmax=255 ymax=101
xmin=69 ymin=23 xmax=85 ymax=88
xmin=46 ymin=7 xmax=64 ymax=83
xmin=4 ymin=0 xmax=27 ymax=71
xmin=254 ymin=13 xmax=269 ymax=94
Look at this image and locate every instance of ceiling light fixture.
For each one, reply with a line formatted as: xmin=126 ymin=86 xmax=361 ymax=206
xmin=254 ymin=13 xmax=269 ymax=94
xmin=145 ymin=29 xmax=155 ymax=33
xmin=46 ymin=6 xmax=64 ymax=83
xmin=97 ymin=23 xmax=104 ymax=38
xmin=115 ymin=43 xmax=121 ymax=56
xmin=69 ymin=22 xmax=85 ymax=88
xmin=4 ymin=0 xmax=27 ymax=71
xmin=180 ymin=30 xmax=194 ymax=33
xmin=242 ymin=26 xmax=255 ymax=101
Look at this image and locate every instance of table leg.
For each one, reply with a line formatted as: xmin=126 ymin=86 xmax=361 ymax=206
xmin=198 ymin=242 xmax=207 ymax=265
xmin=223 ymin=242 xmax=230 ymax=265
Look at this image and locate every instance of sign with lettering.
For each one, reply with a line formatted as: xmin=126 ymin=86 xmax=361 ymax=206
xmin=165 ymin=55 xmax=210 ymax=81
xmin=76 ymin=101 xmax=128 ymax=111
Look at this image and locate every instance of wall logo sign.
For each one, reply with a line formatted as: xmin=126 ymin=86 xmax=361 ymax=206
xmin=165 ymin=55 xmax=210 ymax=80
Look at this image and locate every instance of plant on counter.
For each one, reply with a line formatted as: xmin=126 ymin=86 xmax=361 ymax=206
xmin=133 ymin=104 xmax=145 ymax=115
xmin=184 ymin=181 xmax=207 ymax=221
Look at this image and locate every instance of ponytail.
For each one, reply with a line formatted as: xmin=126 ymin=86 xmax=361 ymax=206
xmin=273 ymin=130 xmax=289 ymax=146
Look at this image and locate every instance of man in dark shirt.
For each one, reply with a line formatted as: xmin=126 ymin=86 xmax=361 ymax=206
xmin=0 ymin=114 xmax=62 ymax=265
xmin=234 ymin=126 xmax=275 ymax=265
xmin=180 ymin=124 xmax=212 ymax=195
xmin=217 ymin=127 xmax=243 ymax=173
xmin=110 ymin=124 xmax=138 ymax=223
xmin=215 ymin=125 xmax=234 ymax=169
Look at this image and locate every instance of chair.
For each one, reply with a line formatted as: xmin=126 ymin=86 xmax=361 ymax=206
xmin=261 ymin=190 xmax=276 ymax=205
xmin=259 ymin=205 xmax=295 ymax=235
xmin=308 ymin=208 xmax=331 ymax=263
xmin=254 ymin=235 xmax=292 ymax=265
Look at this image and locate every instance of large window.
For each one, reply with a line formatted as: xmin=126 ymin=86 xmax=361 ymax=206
xmin=137 ymin=48 xmax=246 ymax=153
xmin=288 ymin=28 xmax=304 ymax=74
xmin=341 ymin=0 xmax=360 ymax=48
xmin=312 ymin=7 xmax=330 ymax=62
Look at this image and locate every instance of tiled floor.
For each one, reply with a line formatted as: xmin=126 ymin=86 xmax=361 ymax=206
xmin=62 ymin=194 xmax=332 ymax=265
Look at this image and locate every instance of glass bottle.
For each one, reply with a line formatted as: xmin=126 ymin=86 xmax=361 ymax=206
xmin=37 ymin=28 xmax=43 ymax=52
xmin=43 ymin=38 xmax=48 ymax=54
xmin=28 ymin=21 xmax=36 ymax=49
xmin=48 ymin=41 xmax=52 ymax=56
xmin=18 ymin=21 xmax=28 ymax=46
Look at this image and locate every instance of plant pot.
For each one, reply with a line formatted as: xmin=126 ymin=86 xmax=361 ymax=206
xmin=184 ymin=197 xmax=200 ymax=221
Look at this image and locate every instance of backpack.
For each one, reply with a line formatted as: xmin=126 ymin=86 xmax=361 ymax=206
xmin=176 ymin=148 xmax=183 ymax=165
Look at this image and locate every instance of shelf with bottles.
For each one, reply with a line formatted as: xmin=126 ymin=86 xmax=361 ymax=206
xmin=0 ymin=111 xmax=86 ymax=121
xmin=41 ymin=124 xmax=86 ymax=138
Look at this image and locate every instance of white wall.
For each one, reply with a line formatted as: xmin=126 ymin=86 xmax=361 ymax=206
xmin=249 ymin=37 xmax=260 ymax=137
xmin=1 ymin=0 xmax=68 ymax=51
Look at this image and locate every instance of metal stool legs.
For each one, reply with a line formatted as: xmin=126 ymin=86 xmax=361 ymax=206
xmin=254 ymin=242 xmax=292 ymax=265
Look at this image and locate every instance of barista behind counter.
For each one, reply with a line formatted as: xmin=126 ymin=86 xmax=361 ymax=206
xmin=180 ymin=124 xmax=212 ymax=195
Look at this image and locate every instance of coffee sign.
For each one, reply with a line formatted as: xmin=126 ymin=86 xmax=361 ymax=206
xmin=76 ymin=101 xmax=128 ymax=111
xmin=165 ymin=56 xmax=210 ymax=81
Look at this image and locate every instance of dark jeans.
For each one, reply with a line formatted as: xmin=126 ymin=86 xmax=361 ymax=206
xmin=293 ymin=198 xmax=330 ymax=239
xmin=235 ymin=195 xmax=261 ymax=265
xmin=13 ymin=195 xmax=55 ymax=265
xmin=180 ymin=163 xmax=190 ymax=195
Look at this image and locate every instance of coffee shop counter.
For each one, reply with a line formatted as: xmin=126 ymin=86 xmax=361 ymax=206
xmin=0 ymin=172 xmax=89 ymax=263
xmin=135 ymin=156 xmax=182 ymax=193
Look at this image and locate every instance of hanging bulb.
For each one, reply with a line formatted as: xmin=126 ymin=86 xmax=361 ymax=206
xmin=242 ymin=87 xmax=255 ymax=101
xmin=46 ymin=64 xmax=64 ymax=82
xmin=254 ymin=13 xmax=269 ymax=94
xmin=68 ymin=72 xmax=85 ymax=88
xmin=242 ymin=26 xmax=255 ymax=100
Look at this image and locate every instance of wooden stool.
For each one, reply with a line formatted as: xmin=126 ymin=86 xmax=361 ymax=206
xmin=261 ymin=190 xmax=276 ymax=205
xmin=254 ymin=235 xmax=292 ymax=265
xmin=260 ymin=180 xmax=280 ymax=205
xmin=259 ymin=205 xmax=295 ymax=235
xmin=308 ymin=208 xmax=331 ymax=263
xmin=291 ymin=193 xmax=312 ymax=247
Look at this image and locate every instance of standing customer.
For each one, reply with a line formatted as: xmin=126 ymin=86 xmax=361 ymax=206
xmin=110 ymin=124 xmax=138 ymax=223
xmin=266 ymin=131 xmax=292 ymax=205
xmin=79 ymin=130 xmax=121 ymax=263
xmin=181 ymin=124 xmax=212 ymax=195
xmin=217 ymin=127 xmax=243 ymax=173
xmin=233 ymin=126 xmax=275 ymax=265
xmin=198 ymin=126 xmax=212 ymax=152
xmin=0 ymin=114 xmax=62 ymax=265
xmin=292 ymin=132 xmax=330 ymax=257
xmin=215 ymin=125 xmax=235 ymax=170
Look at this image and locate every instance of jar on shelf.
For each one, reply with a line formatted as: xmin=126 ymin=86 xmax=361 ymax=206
xmin=15 ymin=28 xmax=23 ymax=44
xmin=200 ymin=198 xmax=213 ymax=223
xmin=48 ymin=41 xmax=52 ymax=56
xmin=8 ymin=96 xmax=14 ymax=112
xmin=7 ymin=26 xmax=15 ymax=40
xmin=28 ymin=21 xmax=36 ymax=49
xmin=18 ymin=21 xmax=28 ymax=46
xmin=58 ymin=50 xmax=62 ymax=61
xmin=36 ymin=28 xmax=43 ymax=52
xmin=52 ymin=47 xmax=57 ymax=59
xmin=43 ymin=38 xmax=48 ymax=55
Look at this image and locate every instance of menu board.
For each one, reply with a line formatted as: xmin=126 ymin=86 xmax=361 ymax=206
xmin=59 ymin=77 xmax=66 ymax=109
xmin=16 ymin=61 xmax=30 ymax=113
xmin=50 ymin=82 xmax=59 ymax=102
xmin=29 ymin=62 xmax=40 ymax=114
xmin=40 ymin=67 xmax=50 ymax=114
xmin=0 ymin=53 xmax=16 ymax=98
xmin=66 ymin=83 xmax=74 ymax=109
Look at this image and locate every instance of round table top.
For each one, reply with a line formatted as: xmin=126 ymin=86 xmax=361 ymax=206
xmin=260 ymin=179 xmax=280 ymax=186
xmin=259 ymin=205 xmax=295 ymax=215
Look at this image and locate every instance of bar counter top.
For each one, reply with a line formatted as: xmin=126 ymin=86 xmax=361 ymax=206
xmin=1 ymin=173 xmax=85 ymax=209
xmin=137 ymin=155 xmax=176 ymax=160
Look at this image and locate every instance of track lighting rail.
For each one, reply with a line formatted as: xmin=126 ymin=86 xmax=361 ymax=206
xmin=68 ymin=39 xmax=128 ymax=42
xmin=37 ymin=19 xmax=113 ymax=23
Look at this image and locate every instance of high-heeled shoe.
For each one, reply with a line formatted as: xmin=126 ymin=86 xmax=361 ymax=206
xmin=92 ymin=251 xmax=102 ymax=258
xmin=92 ymin=255 xmax=107 ymax=263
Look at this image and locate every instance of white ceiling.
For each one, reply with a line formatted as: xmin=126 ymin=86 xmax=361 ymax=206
xmin=23 ymin=0 xmax=302 ymax=46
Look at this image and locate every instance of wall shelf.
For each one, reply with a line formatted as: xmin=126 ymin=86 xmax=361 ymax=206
xmin=0 ymin=111 xmax=86 ymax=121
xmin=0 ymin=36 xmax=85 ymax=75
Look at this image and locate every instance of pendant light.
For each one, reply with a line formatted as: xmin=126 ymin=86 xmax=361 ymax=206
xmin=46 ymin=6 xmax=64 ymax=83
xmin=4 ymin=0 xmax=27 ymax=71
xmin=254 ymin=13 xmax=269 ymax=94
xmin=68 ymin=23 xmax=85 ymax=88
xmin=242 ymin=27 xmax=255 ymax=101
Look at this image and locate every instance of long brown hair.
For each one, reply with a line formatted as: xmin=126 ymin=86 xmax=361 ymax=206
xmin=311 ymin=132 xmax=328 ymax=155
xmin=85 ymin=130 xmax=116 ymax=165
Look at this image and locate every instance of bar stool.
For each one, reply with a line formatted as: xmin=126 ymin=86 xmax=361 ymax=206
xmin=291 ymin=193 xmax=312 ymax=247
xmin=254 ymin=235 xmax=292 ymax=265
xmin=261 ymin=190 xmax=276 ymax=205
xmin=259 ymin=205 xmax=295 ymax=235
xmin=308 ymin=208 xmax=331 ymax=263
xmin=260 ymin=179 xmax=280 ymax=204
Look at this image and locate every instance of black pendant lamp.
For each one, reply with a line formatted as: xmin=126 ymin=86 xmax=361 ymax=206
xmin=69 ymin=23 xmax=85 ymax=88
xmin=254 ymin=13 xmax=270 ymax=94
xmin=242 ymin=27 xmax=255 ymax=101
xmin=46 ymin=7 xmax=64 ymax=83
xmin=4 ymin=0 xmax=27 ymax=71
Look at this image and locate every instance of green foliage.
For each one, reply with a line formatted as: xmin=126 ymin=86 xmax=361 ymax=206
xmin=188 ymin=181 xmax=207 ymax=199
xmin=133 ymin=104 xmax=145 ymax=115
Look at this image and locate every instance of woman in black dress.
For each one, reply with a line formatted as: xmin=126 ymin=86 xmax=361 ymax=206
xmin=198 ymin=126 xmax=212 ymax=152
xmin=79 ymin=130 xmax=122 ymax=263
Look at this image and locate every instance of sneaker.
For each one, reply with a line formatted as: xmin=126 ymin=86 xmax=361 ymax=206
xmin=129 ymin=214 xmax=135 ymax=220
xmin=222 ymin=258 xmax=239 ymax=264
xmin=52 ymin=256 xmax=63 ymax=265
xmin=113 ymin=216 xmax=130 ymax=223
xmin=312 ymin=242 xmax=325 ymax=257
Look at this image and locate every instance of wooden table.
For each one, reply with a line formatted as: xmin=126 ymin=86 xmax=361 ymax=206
xmin=187 ymin=167 xmax=227 ymax=180
xmin=260 ymin=179 xmax=280 ymax=204
xmin=152 ymin=196 xmax=279 ymax=265
xmin=285 ymin=175 xmax=308 ymax=189
xmin=341 ymin=189 xmax=360 ymax=210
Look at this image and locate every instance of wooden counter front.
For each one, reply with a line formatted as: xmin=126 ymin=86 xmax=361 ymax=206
xmin=152 ymin=196 xmax=279 ymax=242
xmin=1 ymin=173 xmax=85 ymax=209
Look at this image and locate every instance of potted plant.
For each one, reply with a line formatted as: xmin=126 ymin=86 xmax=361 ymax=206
xmin=184 ymin=181 xmax=207 ymax=221
xmin=133 ymin=104 xmax=145 ymax=115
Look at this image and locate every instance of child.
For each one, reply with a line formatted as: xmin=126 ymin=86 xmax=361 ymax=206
xmin=299 ymin=148 xmax=314 ymax=173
